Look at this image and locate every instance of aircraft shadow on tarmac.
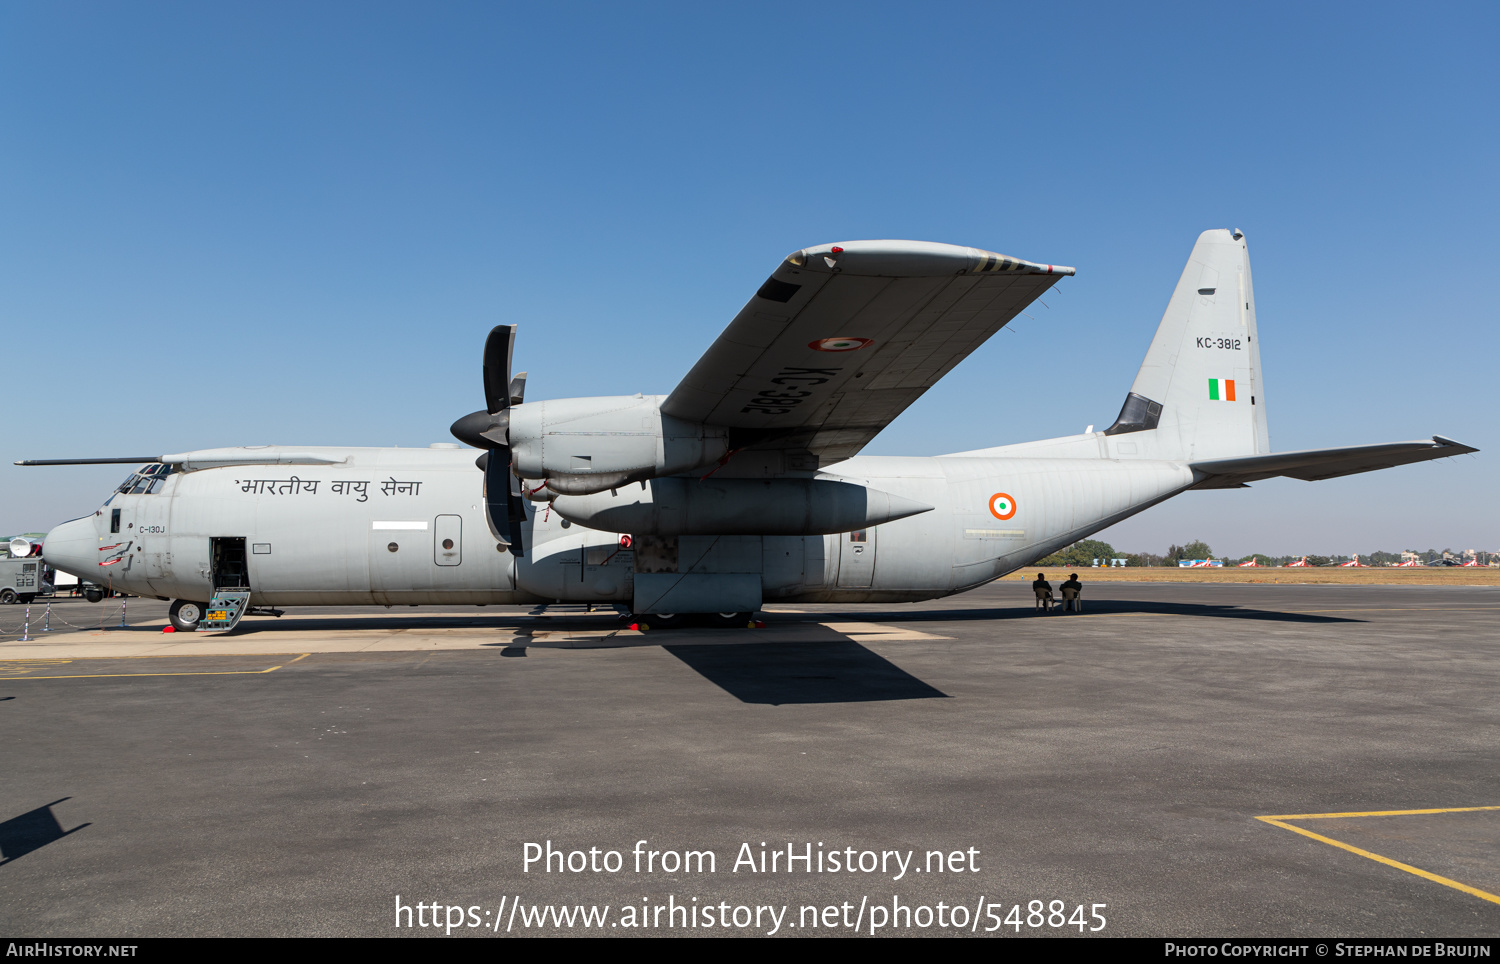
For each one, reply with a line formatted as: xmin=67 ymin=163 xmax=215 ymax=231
xmin=846 ymin=601 xmax=1365 ymax=625
xmin=206 ymin=597 xmax=1361 ymax=638
xmin=0 ymin=797 xmax=88 ymax=867
xmin=663 ymin=640 xmax=948 ymax=706
xmin=198 ymin=611 xmax=949 ymax=705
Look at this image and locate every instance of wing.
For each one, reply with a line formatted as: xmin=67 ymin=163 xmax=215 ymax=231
xmin=15 ymin=449 xmax=348 ymax=470
xmin=1190 ymin=436 xmax=1478 ymax=488
xmin=661 ymin=240 xmax=1073 ymax=468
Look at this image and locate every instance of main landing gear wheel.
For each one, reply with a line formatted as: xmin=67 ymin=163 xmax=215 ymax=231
xmin=713 ymin=611 xmax=754 ymax=627
xmin=169 ymin=599 xmax=204 ymax=632
xmin=647 ymin=613 xmax=684 ymax=629
xmin=84 ymin=589 xmax=104 ymax=603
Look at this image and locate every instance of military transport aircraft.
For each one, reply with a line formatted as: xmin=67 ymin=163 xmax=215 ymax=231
xmin=23 ymin=230 xmax=1477 ymax=631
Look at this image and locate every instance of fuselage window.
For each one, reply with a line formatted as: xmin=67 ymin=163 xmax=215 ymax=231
xmin=111 ymin=508 xmax=121 ymax=533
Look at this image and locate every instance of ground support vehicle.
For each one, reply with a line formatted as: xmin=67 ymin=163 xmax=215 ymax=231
xmin=0 ymin=555 xmax=54 ymax=604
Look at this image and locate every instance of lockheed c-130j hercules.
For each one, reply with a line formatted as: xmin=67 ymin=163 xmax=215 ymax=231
xmin=26 ymin=230 xmax=1476 ymax=632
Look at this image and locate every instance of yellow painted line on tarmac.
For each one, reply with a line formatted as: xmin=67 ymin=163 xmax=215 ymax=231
xmin=1287 ymin=608 xmax=1500 ymax=614
xmin=0 ymin=652 xmax=313 ymax=661
xmin=0 ymin=652 xmax=311 ymax=680
xmin=1039 ymin=607 xmax=1500 ymax=619
xmin=1257 ymin=806 xmax=1500 ymax=907
xmin=0 ymin=660 xmax=74 ymax=676
xmin=1264 ymin=806 xmax=1500 ymax=820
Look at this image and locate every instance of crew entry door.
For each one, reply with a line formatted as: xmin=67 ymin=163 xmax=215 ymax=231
xmin=836 ymin=528 xmax=877 ymax=589
xmin=201 ymin=537 xmax=252 ymax=632
xmin=434 ymin=515 xmax=462 ymax=566
xmin=210 ymin=537 xmax=250 ymax=589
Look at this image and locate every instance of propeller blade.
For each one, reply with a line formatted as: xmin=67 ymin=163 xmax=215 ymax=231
xmin=506 ymin=471 xmax=527 ymax=557
xmin=483 ymin=447 xmax=515 ymax=545
xmin=483 ymin=325 xmax=516 ymax=415
xmin=471 ymin=326 xmax=525 ymax=552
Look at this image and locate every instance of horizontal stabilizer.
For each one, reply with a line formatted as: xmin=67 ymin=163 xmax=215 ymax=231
xmin=1190 ymin=436 xmax=1477 ymax=488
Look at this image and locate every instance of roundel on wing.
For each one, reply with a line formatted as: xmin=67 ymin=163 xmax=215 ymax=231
xmin=809 ymin=337 xmax=873 ymax=352
xmin=988 ymin=492 xmax=1017 ymax=520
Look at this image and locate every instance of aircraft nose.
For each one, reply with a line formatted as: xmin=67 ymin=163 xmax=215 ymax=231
xmin=42 ymin=516 xmax=98 ymax=580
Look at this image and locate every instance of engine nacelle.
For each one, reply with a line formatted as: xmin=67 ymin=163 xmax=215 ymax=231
xmin=508 ymin=395 xmax=729 ymax=495
xmin=549 ymin=476 xmax=934 ymax=535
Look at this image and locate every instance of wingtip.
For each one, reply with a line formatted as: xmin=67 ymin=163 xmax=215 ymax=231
xmin=1432 ymin=435 xmax=1479 ymax=455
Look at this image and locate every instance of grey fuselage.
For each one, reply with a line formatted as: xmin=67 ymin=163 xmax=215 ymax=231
xmin=42 ymin=445 xmax=1193 ymax=609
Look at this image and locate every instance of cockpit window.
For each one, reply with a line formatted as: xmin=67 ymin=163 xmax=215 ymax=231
xmin=115 ymin=463 xmax=173 ymax=495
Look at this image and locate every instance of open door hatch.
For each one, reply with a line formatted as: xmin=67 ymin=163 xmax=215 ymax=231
xmin=199 ymin=537 xmax=252 ymax=632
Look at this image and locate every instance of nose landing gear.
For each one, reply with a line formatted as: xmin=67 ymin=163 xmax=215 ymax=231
xmin=168 ymin=599 xmax=204 ymax=632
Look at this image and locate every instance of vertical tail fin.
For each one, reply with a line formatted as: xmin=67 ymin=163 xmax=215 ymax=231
xmin=1104 ymin=228 xmax=1269 ymax=460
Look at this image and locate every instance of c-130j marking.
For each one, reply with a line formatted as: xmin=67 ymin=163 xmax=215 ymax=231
xmin=27 ymin=232 xmax=1476 ymax=630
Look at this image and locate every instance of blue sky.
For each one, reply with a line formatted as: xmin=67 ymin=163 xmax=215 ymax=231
xmin=2 ymin=2 xmax=1494 ymax=555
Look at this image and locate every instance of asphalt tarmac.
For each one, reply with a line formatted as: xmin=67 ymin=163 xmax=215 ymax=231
xmin=1 ymin=581 xmax=1498 ymax=937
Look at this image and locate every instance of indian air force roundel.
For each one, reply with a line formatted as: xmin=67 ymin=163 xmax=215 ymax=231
xmin=808 ymin=337 xmax=873 ymax=352
xmin=988 ymin=492 xmax=1017 ymax=520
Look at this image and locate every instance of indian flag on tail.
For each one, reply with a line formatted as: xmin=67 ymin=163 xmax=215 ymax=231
xmin=1208 ymin=378 xmax=1237 ymax=401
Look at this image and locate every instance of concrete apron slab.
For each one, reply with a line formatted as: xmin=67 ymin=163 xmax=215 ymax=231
xmin=0 ymin=613 xmax=946 ymax=659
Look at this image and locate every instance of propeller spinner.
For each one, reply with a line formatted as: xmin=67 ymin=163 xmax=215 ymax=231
xmin=451 ymin=325 xmax=528 ymax=555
